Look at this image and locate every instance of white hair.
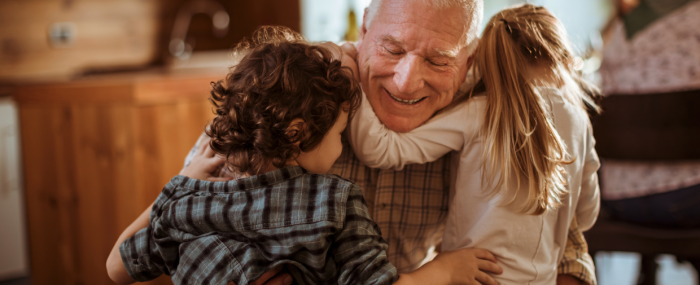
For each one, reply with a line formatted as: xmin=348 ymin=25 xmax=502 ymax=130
xmin=364 ymin=0 xmax=483 ymax=56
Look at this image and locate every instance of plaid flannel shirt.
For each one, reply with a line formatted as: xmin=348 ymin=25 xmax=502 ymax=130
xmin=185 ymin=135 xmax=597 ymax=285
xmin=120 ymin=166 xmax=398 ymax=285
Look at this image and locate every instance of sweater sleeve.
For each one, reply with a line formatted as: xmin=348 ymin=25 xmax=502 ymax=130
xmin=349 ymin=91 xmax=471 ymax=170
xmin=576 ymin=125 xmax=601 ymax=231
xmin=332 ymin=185 xmax=398 ymax=285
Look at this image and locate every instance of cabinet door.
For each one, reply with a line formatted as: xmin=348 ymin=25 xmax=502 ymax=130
xmin=19 ymin=98 xmax=213 ymax=285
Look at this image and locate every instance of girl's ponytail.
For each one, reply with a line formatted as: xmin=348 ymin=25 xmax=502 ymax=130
xmin=477 ymin=5 xmax=578 ymax=214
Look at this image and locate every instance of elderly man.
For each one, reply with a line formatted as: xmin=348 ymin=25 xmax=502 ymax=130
xmin=173 ymin=0 xmax=595 ymax=284
xmin=329 ymin=0 xmax=596 ymax=285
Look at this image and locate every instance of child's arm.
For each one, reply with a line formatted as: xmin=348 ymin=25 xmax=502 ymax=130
xmin=106 ymin=203 xmax=153 ymax=284
xmin=348 ymin=92 xmax=470 ymax=170
xmin=332 ymin=185 xmax=502 ymax=285
xmin=106 ymin=136 xmax=228 ymax=283
xmin=396 ymin=248 xmax=502 ymax=285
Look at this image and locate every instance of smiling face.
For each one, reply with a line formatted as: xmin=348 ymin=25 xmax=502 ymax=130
xmin=356 ymin=0 xmax=474 ymax=132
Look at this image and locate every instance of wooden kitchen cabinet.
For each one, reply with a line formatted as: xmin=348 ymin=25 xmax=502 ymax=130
xmin=13 ymin=72 xmax=222 ymax=285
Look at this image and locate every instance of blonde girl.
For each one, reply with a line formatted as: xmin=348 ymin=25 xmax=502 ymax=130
xmin=349 ymin=4 xmax=601 ymax=284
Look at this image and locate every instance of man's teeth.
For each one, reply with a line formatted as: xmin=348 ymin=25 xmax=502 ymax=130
xmin=389 ymin=93 xmax=426 ymax=104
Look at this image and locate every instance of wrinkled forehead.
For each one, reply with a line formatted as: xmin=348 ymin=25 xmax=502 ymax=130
xmin=367 ymin=0 xmax=482 ymax=55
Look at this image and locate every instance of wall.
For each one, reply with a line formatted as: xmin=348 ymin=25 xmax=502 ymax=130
xmin=0 ymin=0 xmax=300 ymax=83
xmin=483 ymin=0 xmax=614 ymax=55
xmin=0 ymin=0 xmax=160 ymax=82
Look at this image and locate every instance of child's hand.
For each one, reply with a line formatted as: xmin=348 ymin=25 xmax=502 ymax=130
xmin=431 ymin=247 xmax=503 ymax=285
xmin=179 ymin=137 xmax=231 ymax=182
xmin=315 ymin=42 xmax=360 ymax=82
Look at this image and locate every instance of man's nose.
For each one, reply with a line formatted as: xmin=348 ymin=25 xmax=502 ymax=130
xmin=393 ymin=55 xmax=425 ymax=94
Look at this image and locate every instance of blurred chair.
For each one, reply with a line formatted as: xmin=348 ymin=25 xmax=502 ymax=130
xmin=586 ymin=89 xmax=700 ymax=285
xmin=591 ymin=90 xmax=700 ymax=160
xmin=585 ymin=217 xmax=700 ymax=284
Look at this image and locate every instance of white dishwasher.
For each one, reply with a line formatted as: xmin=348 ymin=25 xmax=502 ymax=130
xmin=0 ymin=96 xmax=30 ymax=281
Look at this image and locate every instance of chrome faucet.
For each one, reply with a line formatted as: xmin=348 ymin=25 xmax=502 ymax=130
xmin=169 ymin=0 xmax=230 ymax=60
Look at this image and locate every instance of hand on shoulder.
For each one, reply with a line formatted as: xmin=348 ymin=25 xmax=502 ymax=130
xmin=179 ymin=137 xmax=231 ymax=182
xmin=315 ymin=42 xmax=360 ymax=82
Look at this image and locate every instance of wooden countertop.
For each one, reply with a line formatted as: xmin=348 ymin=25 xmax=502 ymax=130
xmin=12 ymin=66 xmax=229 ymax=106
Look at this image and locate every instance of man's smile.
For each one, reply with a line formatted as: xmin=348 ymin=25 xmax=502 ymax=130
xmin=385 ymin=88 xmax=427 ymax=105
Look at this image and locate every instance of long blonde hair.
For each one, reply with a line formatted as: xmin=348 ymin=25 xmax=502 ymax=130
xmin=476 ymin=4 xmax=601 ymax=215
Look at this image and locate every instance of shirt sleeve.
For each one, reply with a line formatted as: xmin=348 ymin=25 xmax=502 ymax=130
xmin=576 ymin=126 xmax=601 ymax=231
xmin=119 ymin=226 xmax=169 ymax=282
xmin=348 ymin=91 xmax=469 ymax=170
xmin=332 ymin=184 xmax=399 ymax=285
xmin=557 ymin=216 xmax=597 ymax=285
xmin=118 ymin=182 xmax=182 ymax=282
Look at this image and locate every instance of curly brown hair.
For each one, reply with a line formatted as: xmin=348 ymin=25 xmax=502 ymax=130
xmin=206 ymin=26 xmax=361 ymax=176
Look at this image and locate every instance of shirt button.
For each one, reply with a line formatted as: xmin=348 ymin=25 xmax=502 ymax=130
xmin=380 ymin=203 xmax=388 ymax=209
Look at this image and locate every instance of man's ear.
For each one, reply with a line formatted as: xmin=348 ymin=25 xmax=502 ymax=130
xmin=359 ymin=8 xmax=369 ymax=41
xmin=286 ymin=118 xmax=306 ymax=145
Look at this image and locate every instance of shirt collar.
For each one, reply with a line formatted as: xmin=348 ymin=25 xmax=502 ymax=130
xmin=173 ymin=166 xmax=307 ymax=192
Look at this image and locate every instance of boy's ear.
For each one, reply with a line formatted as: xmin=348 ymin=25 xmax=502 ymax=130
xmin=286 ymin=118 xmax=306 ymax=144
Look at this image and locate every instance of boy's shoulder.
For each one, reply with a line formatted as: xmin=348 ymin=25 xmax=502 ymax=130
xmin=160 ymin=167 xmax=362 ymax=206
xmin=305 ymin=172 xmax=363 ymax=194
xmin=294 ymin=172 xmax=361 ymax=195
xmin=305 ymin=172 xmax=357 ymax=186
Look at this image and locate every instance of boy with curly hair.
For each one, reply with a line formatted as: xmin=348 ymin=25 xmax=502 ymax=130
xmin=106 ymin=26 xmax=397 ymax=285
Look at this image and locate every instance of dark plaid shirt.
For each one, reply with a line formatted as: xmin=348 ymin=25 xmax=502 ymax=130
xmin=119 ymin=166 xmax=398 ymax=285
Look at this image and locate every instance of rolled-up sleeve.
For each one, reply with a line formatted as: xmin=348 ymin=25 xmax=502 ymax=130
xmin=119 ymin=227 xmax=168 ymax=282
xmin=557 ymin=216 xmax=597 ymax=285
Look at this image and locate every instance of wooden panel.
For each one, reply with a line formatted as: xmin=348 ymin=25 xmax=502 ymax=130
xmin=13 ymin=74 xmax=221 ymax=105
xmin=18 ymin=97 xmax=213 ymax=285
xmin=13 ymin=82 xmax=134 ymax=105
xmin=19 ymin=105 xmax=78 ymax=285
xmin=133 ymin=99 xmax=214 ymax=203
xmin=0 ymin=0 xmax=301 ymax=82
xmin=69 ymin=105 xmax=133 ymax=285
xmin=0 ymin=0 xmax=159 ymax=81
xmin=134 ymin=75 xmax=222 ymax=105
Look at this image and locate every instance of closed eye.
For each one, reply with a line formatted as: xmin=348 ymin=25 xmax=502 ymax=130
xmin=428 ymin=58 xmax=449 ymax=67
xmin=383 ymin=46 xmax=402 ymax=55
